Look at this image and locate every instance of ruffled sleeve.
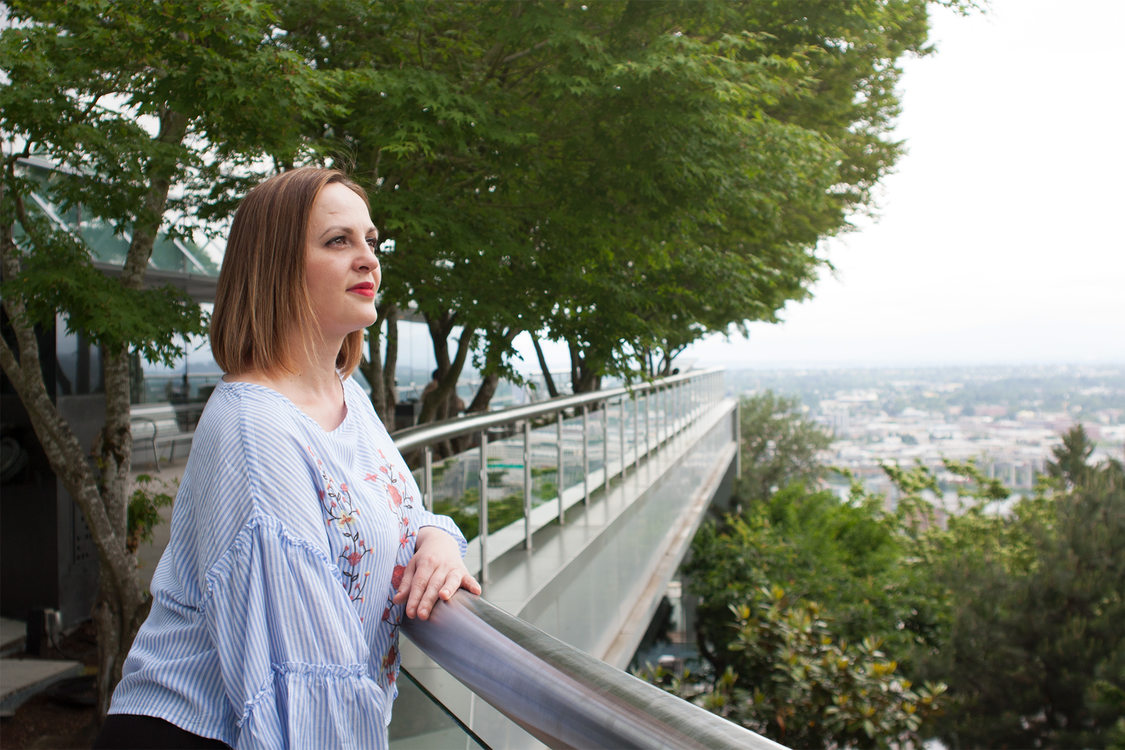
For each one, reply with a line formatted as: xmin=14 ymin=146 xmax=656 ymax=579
xmin=203 ymin=514 xmax=389 ymax=750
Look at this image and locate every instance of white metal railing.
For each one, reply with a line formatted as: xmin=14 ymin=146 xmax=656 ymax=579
xmin=392 ymin=369 xmax=725 ymax=584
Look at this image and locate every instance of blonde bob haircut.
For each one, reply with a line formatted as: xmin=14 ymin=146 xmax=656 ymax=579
xmin=211 ymin=167 xmax=371 ymax=378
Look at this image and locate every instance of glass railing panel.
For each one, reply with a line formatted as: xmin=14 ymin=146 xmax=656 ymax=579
xmin=586 ymin=404 xmax=608 ymax=479
xmin=398 ymin=370 xmax=727 ymax=575
xmin=527 ymin=418 xmax=560 ymax=511
xmin=606 ymin=398 xmax=625 ymax=477
xmin=558 ymin=411 xmax=586 ymax=497
xmin=480 ymin=428 xmax=532 ymax=531
xmin=389 ymin=668 xmax=488 ymax=750
xmin=421 ymin=449 xmax=483 ymax=539
xmin=403 ymin=592 xmax=782 ymax=750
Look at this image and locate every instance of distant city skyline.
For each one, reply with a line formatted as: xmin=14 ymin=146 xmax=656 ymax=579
xmin=682 ymin=0 xmax=1125 ymax=370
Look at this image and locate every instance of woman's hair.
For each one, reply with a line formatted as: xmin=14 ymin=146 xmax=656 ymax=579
xmin=211 ymin=167 xmax=371 ymax=377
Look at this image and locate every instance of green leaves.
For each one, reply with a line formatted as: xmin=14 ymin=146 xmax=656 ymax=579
xmin=909 ymin=450 xmax=1125 ymax=748
xmin=735 ymin=391 xmax=834 ymax=501
xmin=126 ymin=474 xmax=176 ymax=554
xmin=278 ymin=0 xmax=940 ymax=390
xmin=647 ymin=581 xmax=946 ymax=748
xmin=3 ymin=219 xmax=206 ymax=366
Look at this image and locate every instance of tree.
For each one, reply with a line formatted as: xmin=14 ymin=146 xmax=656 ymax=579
xmin=1045 ymin=422 xmax=1096 ymax=488
xmin=735 ymin=391 xmax=833 ymax=502
xmin=272 ymin=0 xmax=546 ymax=418
xmin=666 ymin=476 xmax=944 ymax=747
xmin=658 ymin=383 xmax=1123 ymax=748
xmin=278 ymin=0 xmax=958 ymax=407
xmin=0 ymin=0 xmax=330 ymax=714
xmin=683 ymin=481 xmax=935 ymax=676
xmin=909 ymin=446 xmax=1125 ymax=748
xmin=534 ymin=0 xmax=958 ymax=383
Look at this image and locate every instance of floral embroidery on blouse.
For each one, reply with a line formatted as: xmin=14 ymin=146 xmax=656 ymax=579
xmin=368 ymin=447 xmax=420 ymax=685
xmin=309 ymin=447 xmax=373 ymax=606
xmin=307 ymin=442 xmax=425 ymax=687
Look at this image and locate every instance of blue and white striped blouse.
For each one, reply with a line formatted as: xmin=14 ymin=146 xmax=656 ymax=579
xmin=109 ymin=377 xmax=466 ymax=749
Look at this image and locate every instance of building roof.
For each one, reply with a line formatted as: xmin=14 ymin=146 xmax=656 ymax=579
xmin=17 ymin=157 xmax=219 ymax=301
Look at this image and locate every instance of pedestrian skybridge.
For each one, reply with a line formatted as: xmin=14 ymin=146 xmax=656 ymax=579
xmin=386 ymin=369 xmax=779 ymax=749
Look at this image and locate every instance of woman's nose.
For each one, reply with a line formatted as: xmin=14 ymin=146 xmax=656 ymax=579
xmin=357 ymin=248 xmax=379 ymax=272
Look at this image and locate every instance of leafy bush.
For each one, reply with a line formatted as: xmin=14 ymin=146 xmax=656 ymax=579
xmin=645 ymin=585 xmax=944 ymax=748
xmin=125 ymin=474 xmax=175 ymax=554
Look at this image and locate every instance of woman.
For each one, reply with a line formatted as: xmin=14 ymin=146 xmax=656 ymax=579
xmin=96 ymin=167 xmax=479 ymax=749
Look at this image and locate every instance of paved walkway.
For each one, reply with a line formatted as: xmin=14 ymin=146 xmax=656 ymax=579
xmin=0 ymin=617 xmax=83 ymax=717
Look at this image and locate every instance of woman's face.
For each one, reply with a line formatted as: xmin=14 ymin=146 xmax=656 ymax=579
xmin=304 ymin=182 xmax=381 ymax=341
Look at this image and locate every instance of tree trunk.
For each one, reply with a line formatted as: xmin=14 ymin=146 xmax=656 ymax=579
xmin=419 ymin=312 xmax=474 ymax=425
xmin=466 ymin=372 xmax=500 ymax=414
xmin=0 ymin=306 xmax=150 ymax=720
xmin=382 ymin=306 xmax=399 ymax=420
xmin=363 ymin=303 xmax=399 ymax=426
xmin=568 ymin=342 xmax=600 ymax=394
xmin=92 ymin=574 xmax=150 ymax=716
xmin=532 ymin=337 xmax=559 ymax=398
xmin=464 ymin=327 xmax=519 ymax=415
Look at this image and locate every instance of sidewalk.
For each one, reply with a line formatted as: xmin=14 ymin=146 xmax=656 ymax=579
xmin=0 ymin=618 xmax=83 ymax=718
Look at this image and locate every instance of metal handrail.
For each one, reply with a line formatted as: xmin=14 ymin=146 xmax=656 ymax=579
xmin=403 ymin=592 xmax=785 ymax=750
xmin=392 ymin=369 xmax=725 ymax=583
xmin=392 ymin=368 xmax=721 ymax=452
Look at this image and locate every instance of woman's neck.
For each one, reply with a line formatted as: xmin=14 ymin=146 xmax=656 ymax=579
xmin=230 ymin=341 xmax=348 ymax=431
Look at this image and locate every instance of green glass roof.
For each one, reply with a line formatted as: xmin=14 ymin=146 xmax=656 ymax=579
xmin=18 ymin=157 xmax=221 ymax=278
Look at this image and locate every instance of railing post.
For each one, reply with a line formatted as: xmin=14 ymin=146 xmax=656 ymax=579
xmin=602 ymin=401 xmax=609 ymax=489
xmin=661 ymin=384 xmax=670 ymax=436
xmin=479 ymin=431 xmax=489 ymax=585
xmin=687 ymin=379 xmax=692 ymax=423
xmin=523 ymin=420 xmax=532 ymax=551
xmin=557 ymin=411 xmax=565 ymax=524
xmin=648 ymin=391 xmax=657 ymax=461
xmin=735 ymin=397 xmax=742 ymax=480
xmin=661 ymin=386 xmax=667 ymax=444
xmin=684 ymin=375 xmax=693 ymax=422
xmin=674 ymin=381 xmax=680 ymax=435
xmin=633 ymin=395 xmax=640 ymax=470
xmin=581 ymin=404 xmax=590 ymax=507
xmin=657 ymin=384 xmax=666 ymax=443
xmin=618 ymin=397 xmax=625 ymax=479
xmin=677 ymin=381 xmax=683 ymax=434
xmin=423 ymin=445 xmax=433 ymax=511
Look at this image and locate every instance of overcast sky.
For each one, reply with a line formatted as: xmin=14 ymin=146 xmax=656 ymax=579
xmin=682 ymin=0 xmax=1125 ymax=369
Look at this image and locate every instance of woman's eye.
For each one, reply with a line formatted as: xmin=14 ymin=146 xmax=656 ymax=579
xmin=366 ymin=237 xmax=380 ymax=252
xmin=329 ymin=236 xmax=347 ymax=246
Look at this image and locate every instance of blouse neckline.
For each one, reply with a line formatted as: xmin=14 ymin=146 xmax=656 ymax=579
xmin=218 ymin=377 xmax=354 ymax=436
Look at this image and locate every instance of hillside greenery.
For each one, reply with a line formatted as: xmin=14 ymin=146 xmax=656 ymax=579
xmin=649 ymin=395 xmax=1125 ymax=748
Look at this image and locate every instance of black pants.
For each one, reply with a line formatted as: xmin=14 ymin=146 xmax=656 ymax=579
xmin=93 ymin=714 xmax=231 ymax=749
